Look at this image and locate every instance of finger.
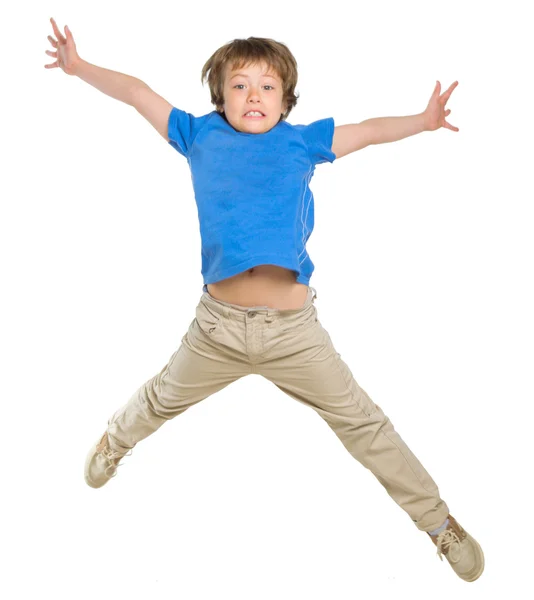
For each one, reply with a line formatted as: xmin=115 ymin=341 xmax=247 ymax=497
xmin=44 ymin=61 xmax=59 ymax=69
xmin=444 ymin=120 xmax=459 ymax=132
xmin=47 ymin=34 xmax=58 ymax=48
xmin=45 ymin=50 xmax=58 ymax=58
xmin=50 ymin=17 xmax=65 ymax=44
xmin=441 ymin=81 xmax=459 ymax=103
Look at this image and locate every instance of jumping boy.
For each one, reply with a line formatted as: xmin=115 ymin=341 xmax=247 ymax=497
xmin=45 ymin=17 xmax=484 ymax=582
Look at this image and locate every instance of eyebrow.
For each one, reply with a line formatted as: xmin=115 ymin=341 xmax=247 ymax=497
xmin=230 ymin=73 xmax=278 ymax=80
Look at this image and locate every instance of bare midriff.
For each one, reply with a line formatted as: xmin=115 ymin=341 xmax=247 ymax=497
xmin=206 ymin=265 xmax=309 ymax=309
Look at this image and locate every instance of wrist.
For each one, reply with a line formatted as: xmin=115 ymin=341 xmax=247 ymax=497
xmin=71 ymin=57 xmax=86 ymax=77
xmin=421 ymin=111 xmax=430 ymax=132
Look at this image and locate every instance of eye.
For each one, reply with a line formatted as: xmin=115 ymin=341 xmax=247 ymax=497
xmin=233 ymin=84 xmax=274 ymax=90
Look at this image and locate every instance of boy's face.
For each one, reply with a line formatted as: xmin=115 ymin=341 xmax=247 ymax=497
xmin=221 ymin=61 xmax=288 ymax=134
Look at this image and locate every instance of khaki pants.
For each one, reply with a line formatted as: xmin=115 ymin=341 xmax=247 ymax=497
xmin=107 ymin=286 xmax=449 ymax=532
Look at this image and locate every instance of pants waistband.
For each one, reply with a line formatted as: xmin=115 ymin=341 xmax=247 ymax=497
xmin=200 ymin=284 xmax=318 ymax=322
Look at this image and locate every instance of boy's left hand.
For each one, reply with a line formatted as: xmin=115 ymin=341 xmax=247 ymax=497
xmin=423 ymin=81 xmax=459 ymax=132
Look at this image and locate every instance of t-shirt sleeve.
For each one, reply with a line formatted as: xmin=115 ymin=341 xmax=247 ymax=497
xmin=167 ymin=107 xmax=201 ymax=157
xmin=294 ymin=117 xmax=336 ymax=165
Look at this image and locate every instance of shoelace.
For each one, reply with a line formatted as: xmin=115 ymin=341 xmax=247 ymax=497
xmin=101 ymin=446 xmax=133 ymax=478
xmin=434 ymin=529 xmax=462 ymax=563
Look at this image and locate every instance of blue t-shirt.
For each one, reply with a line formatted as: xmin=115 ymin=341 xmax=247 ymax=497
xmin=167 ymin=108 xmax=336 ymax=286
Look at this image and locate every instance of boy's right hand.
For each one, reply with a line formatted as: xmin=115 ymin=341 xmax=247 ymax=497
xmin=44 ymin=18 xmax=81 ymax=75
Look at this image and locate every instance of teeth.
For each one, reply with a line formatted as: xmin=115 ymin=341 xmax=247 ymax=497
xmin=245 ymin=112 xmax=263 ymax=116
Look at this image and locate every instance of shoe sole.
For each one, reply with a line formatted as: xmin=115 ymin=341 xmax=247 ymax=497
xmin=462 ymin=531 xmax=485 ymax=582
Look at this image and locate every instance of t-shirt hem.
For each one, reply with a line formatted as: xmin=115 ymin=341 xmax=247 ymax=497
xmin=203 ymin=254 xmax=310 ymax=285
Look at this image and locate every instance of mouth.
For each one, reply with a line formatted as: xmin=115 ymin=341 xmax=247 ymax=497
xmin=243 ymin=111 xmax=266 ymax=118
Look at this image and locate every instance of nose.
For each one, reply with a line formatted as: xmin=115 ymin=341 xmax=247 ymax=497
xmin=247 ymin=86 xmax=261 ymax=102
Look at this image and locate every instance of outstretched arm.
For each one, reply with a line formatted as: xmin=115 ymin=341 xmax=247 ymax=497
xmin=44 ymin=18 xmax=174 ymax=142
xmin=45 ymin=18 xmax=146 ymax=106
xmin=331 ymin=80 xmax=459 ymax=159
xmin=73 ymin=59 xmax=147 ymax=106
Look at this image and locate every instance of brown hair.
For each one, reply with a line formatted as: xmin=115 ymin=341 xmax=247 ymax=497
xmin=201 ymin=37 xmax=300 ymax=121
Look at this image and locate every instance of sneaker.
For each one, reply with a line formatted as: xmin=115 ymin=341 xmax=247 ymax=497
xmin=428 ymin=514 xmax=485 ymax=582
xmin=84 ymin=432 xmax=132 ymax=488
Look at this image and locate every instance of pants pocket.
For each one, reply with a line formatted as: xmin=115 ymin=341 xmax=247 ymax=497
xmin=277 ymin=305 xmax=318 ymax=334
xmin=195 ymin=302 xmax=223 ymax=335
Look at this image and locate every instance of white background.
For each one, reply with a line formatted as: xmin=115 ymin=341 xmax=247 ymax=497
xmin=2 ymin=0 xmax=532 ymax=598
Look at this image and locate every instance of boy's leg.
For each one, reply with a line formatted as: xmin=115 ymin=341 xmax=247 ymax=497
xmin=105 ymin=300 xmax=252 ymax=454
xmin=257 ymin=301 xmax=449 ymax=534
